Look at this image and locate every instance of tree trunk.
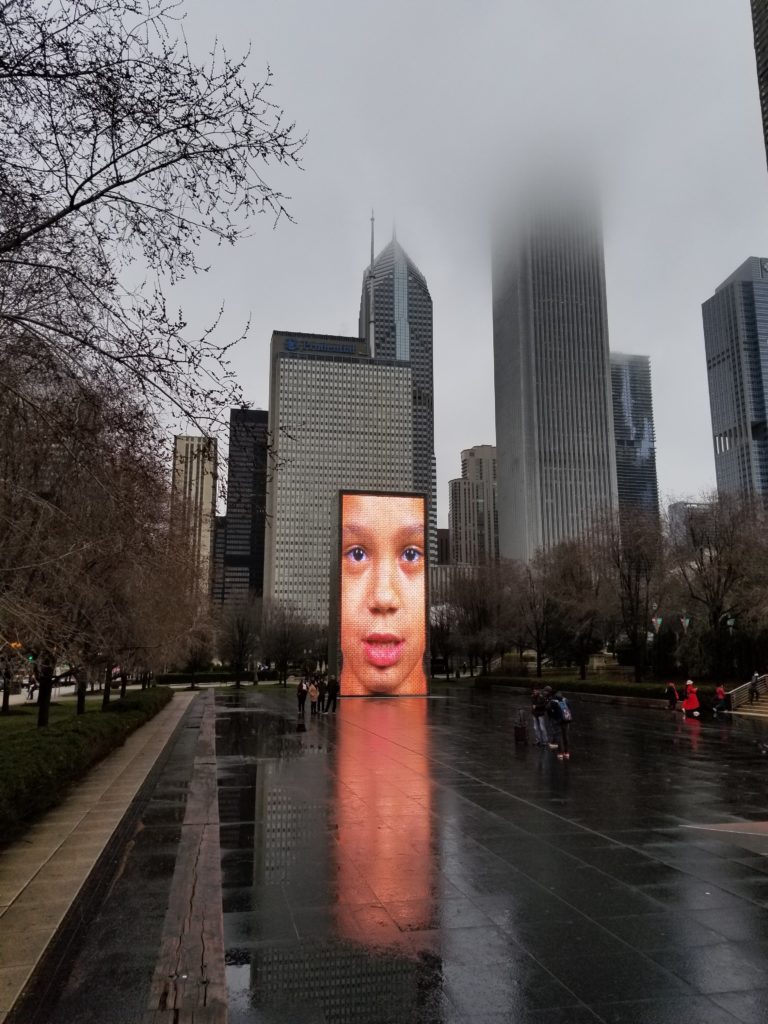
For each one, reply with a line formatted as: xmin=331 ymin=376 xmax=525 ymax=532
xmin=76 ymin=670 xmax=87 ymax=715
xmin=37 ymin=662 xmax=54 ymax=727
xmin=536 ymin=648 xmax=543 ymax=678
xmin=579 ymin=658 xmax=587 ymax=681
xmin=120 ymin=673 xmax=127 ymax=699
xmin=1 ymin=659 xmax=10 ymax=715
xmin=102 ymin=664 xmax=112 ymax=709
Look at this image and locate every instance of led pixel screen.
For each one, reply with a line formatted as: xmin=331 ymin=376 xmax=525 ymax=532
xmin=339 ymin=492 xmax=428 ymax=696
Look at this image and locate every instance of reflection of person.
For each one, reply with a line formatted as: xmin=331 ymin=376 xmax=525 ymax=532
xmin=665 ymin=682 xmax=679 ymax=711
xmin=340 ymin=493 xmax=427 ymax=696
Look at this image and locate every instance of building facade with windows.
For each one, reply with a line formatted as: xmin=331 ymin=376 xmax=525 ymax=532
xmin=448 ymin=445 xmax=499 ymax=565
xmin=221 ymin=407 xmax=269 ymax=605
xmin=359 ymin=233 xmax=436 ymax=559
xmin=171 ymin=434 xmax=218 ymax=595
xmin=703 ymin=257 xmax=768 ymax=499
xmin=263 ymin=331 xmax=414 ymax=626
xmin=492 ymin=196 xmax=618 ymax=561
xmin=610 ymin=354 xmax=659 ymax=520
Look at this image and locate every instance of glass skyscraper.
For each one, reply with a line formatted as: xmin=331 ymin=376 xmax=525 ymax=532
xmin=359 ymin=235 xmax=436 ymax=559
xmin=703 ymin=257 xmax=768 ymax=499
xmin=610 ymin=354 xmax=659 ymax=519
xmin=492 ymin=197 xmax=618 ymax=561
xmin=222 ymin=407 xmax=269 ymax=604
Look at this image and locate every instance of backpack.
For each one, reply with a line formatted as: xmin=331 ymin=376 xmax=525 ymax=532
xmin=546 ymin=698 xmax=561 ymax=720
xmin=559 ymin=698 xmax=573 ymax=722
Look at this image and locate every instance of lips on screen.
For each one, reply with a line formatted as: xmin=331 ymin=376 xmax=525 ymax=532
xmin=339 ymin=492 xmax=428 ymax=697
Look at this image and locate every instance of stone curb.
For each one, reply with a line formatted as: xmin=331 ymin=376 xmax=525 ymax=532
xmin=0 ymin=692 xmax=198 ymax=1023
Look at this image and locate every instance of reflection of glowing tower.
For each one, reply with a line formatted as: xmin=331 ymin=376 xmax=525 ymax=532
xmin=359 ymin=225 xmax=437 ymax=562
xmin=217 ymin=702 xmax=440 ymax=1020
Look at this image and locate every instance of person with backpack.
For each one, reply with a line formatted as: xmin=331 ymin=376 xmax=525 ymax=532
xmin=664 ymin=681 xmax=679 ymax=712
xmin=713 ymin=683 xmax=728 ymax=715
xmin=530 ymin=685 xmax=551 ymax=746
xmin=547 ymin=690 xmax=573 ymax=760
xmin=749 ymin=672 xmax=761 ymax=705
xmin=297 ymin=677 xmax=308 ymax=717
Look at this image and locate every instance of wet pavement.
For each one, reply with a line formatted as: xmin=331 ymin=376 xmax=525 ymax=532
xmin=216 ymin=685 xmax=768 ymax=1024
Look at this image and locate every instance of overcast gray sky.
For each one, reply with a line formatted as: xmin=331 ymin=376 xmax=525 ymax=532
xmin=174 ymin=0 xmax=768 ymax=526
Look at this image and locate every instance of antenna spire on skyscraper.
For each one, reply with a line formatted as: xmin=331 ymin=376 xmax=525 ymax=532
xmin=368 ymin=209 xmax=375 ymax=353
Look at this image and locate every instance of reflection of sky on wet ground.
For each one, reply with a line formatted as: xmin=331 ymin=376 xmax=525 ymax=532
xmin=216 ymin=687 xmax=768 ymax=1023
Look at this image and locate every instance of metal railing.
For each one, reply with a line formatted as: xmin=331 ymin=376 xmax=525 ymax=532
xmin=728 ymin=674 xmax=768 ymax=711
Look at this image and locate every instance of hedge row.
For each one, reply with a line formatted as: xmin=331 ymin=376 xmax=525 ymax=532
xmin=477 ymin=676 xmax=718 ymax=702
xmin=0 ymin=687 xmax=174 ymax=843
xmin=156 ymin=671 xmax=255 ymax=684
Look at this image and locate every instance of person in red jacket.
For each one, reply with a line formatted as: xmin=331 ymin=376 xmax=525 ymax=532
xmin=682 ymin=680 xmax=700 ymax=717
xmin=713 ymin=683 xmax=728 ymax=715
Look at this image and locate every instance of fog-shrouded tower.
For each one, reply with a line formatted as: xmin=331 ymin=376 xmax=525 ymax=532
xmin=359 ymin=227 xmax=436 ymax=559
xmin=492 ymin=194 xmax=618 ymax=561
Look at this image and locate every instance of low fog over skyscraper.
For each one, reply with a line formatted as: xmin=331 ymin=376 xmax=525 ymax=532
xmin=359 ymin=228 xmax=436 ymax=558
xmin=610 ymin=353 xmax=659 ymax=520
xmin=703 ymin=257 xmax=768 ymax=500
xmin=492 ymin=193 xmax=618 ymax=561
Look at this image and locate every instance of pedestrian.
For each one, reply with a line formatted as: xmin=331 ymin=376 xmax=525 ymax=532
xmin=547 ymin=690 xmax=573 ymax=760
xmin=749 ymin=672 xmax=761 ymax=705
xmin=713 ymin=683 xmax=728 ymax=715
xmin=664 ymin=681 xmax=679 ymax=712
xmin=297 ymin=677 xmax=308 ymax=716
xmin=318 ymin=675 xmax=328 ymax=713
xmin=682 ymin=680 xmax=700 ymax=717
xmin=530 ymin=686 xmax=550 ymax=746
xmin=308 ymin=680 xmax=319 ymax=716
xmin=326 ymin=675 xmax=340 ymax=713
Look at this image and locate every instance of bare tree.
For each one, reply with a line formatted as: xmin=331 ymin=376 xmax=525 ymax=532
xmin=218 ymin=598 xmax=261 ymax=689
xmin=544 ymin=539 xmax=609 ymax=680
xmin=514 ymin=555 xmax=555 ymax=679
xmin=602 ymin=509 xmax=665 ymax=683
xmin=0 ymin=0 xmax=302 ymax=427
xmin=668 ymin=495 xmax=768 ymax=679
xmin=260 ymin=601 xmax=311 ymax=687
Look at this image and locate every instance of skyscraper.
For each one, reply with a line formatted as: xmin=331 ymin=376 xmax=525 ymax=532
xmin=703 ymin=257 xmax=768 ymax=499
xmin=222 ymin=407 xmax=269 ymax=605
xmin=263 ymin=331 xmax=414 ymax=626
xmin=359 ymin=230 xmax=436 ymax=559
xmin=448 ymin=445 xmax=499 ymax=565
xmin=211 ymin=515 xmax=227 ymax=604
xmin=171 ymin=434 xmax=217 ymax=594
xmin=751 ymin=0 xmax=768 ymax=169
xmin=610 ymin=354 xmax=660 ymax=519
xmin=492 ymin=196 xmax=618 ymax=561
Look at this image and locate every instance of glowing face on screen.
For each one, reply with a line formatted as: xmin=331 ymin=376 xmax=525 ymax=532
xmin=340 ymin=493 xmax=427 ymax=696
